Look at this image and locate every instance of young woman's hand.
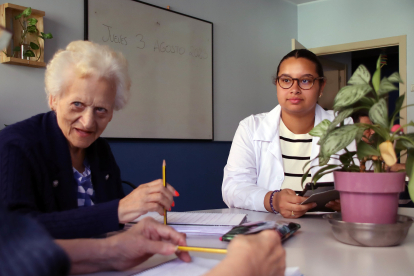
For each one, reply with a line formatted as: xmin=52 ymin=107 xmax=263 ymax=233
xmin=325 ymin=199 xmax=341 ymax=211
xmin=274 ymin=189 xmax=317 ymax=218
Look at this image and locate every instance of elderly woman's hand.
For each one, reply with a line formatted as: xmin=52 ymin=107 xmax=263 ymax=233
xmin=118 ymin=179 xmax=179 ymax=224
xmin=106 ymin=217 xmax=190 ymax=271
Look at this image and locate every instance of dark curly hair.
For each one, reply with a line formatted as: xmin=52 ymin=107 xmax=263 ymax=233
xmin=273 ymin=49 xmax=325 ymax=86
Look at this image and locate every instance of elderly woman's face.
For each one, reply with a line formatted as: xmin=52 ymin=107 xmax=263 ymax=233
xmin=50 ymin=75 xmax=116 ymax=151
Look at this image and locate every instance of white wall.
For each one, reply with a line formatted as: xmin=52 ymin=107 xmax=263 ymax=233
xmin=0 ymin=0 xmax=297 ymax=141
xmin=142 ymin=0 xmax=298 ymax=141
xmin=0 ymin=0 xmax=84 ymax=126
xmin=298 ymin=0 xmax=414 ymax=124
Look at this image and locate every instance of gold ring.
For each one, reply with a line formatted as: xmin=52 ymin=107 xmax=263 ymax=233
xmin=291 ymin=210 xmax=295 ymax=217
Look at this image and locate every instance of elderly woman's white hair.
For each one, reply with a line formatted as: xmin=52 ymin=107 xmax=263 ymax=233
xmin=45 ymin=41 xmax=131 ymax=110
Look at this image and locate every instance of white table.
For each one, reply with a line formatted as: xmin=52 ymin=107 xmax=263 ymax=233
xmin=83 ymin=208 xmax=414 ymax=276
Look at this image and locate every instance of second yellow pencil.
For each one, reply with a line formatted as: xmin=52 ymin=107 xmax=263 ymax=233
xmin=176 ymin=246 xmax=227 ymax=254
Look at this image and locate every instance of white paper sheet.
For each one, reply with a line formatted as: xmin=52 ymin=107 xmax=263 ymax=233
xmin=133 ymin=212 xmax=247 ymax=226
xmin=134 ymin=257 xmax=302 ymax=276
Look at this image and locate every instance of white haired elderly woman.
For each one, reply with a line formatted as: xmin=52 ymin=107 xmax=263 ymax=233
xmin=0 ymin=41 xmax=178 ymax=239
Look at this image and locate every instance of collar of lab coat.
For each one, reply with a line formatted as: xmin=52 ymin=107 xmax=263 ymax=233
xmin=252 ymin=104 xmax=328 ymax=161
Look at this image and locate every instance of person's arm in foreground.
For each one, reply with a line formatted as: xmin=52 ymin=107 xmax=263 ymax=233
xmin=204 ymin=230 xmax=286 ymax=276
xmin=55 ymin=217 xmax=191 ymax=275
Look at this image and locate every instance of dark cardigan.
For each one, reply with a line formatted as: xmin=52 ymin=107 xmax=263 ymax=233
xmin=0 ymin=112 xmax=125 ymax=239
xmin=0 ymin=205 xmax=71 ymax=275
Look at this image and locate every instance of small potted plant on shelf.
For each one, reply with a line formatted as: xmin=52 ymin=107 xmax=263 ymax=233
xmin=303 ymin=54 xmax=413 ymax=224
xmin=9 ymin=7 xmax=52 ymax=60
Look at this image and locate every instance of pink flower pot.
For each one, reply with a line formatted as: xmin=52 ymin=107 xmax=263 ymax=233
xmin=334 ymin=171 xmax=406 ymax=224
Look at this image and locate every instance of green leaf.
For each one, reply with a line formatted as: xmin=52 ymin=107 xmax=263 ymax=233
xmin=321 ymin=124 xmax=360 ymax=158
xmin=309 ymin=119 xmax=331 ymax=138
xmin=22 ymin=7 xmax=32 ymax=17
xmin=369 ymin=125 xmax=390 ymax=141
xmin=372 ymin=68 xmax=381 ymax=93
xmin=318 ymin=155 xmax=330 ymax=166
xmin=27 ymin=18 xmax=38 ymax=26
xmin=348 ymin=164 xmax=360 ymax=172
xmin=394 ymin=135 xmax=414 ymax=150
xmin=328 ymin=108 xmax=353 ymax=132
xmin=348 ymin=64 xmax=371 ymax=85
xmin=23 ymin=50 xmax=35 ymax=57
xmin=40 ymin=32 xmax=53 ymax=39
xmin=406 ymin=149 xmax=414 ymax=179
xmin=14 ymin=13 xmax=22 ymax=20
xmin=388 ymin=72 xmax=403 ymax=83
xmin=378 ymin=77 xmax=398 ymax=96
xmin=356 ymin=140 xmax=380 ymax=160
xmin=355 ymin=127 xmax=365 ymax=143
xmin=29 ymin=42 xmax=39 ymax=50
xmin=390 ymin=94 xmax=405 ymax=125
xmin=406 ymin=151 xmax=414 ymax=202
xmin=358 ymin=97 xmax=377 ymax=107
xmin=339 ymin=151 xmax=357 ymax=167
xmin=301 ymin=166 xmax=312 ymax=188
xmin=13 ymin=46 xmax=21 ymax=52
xmin=334 ymin=84 xmax=372 ymax=109
xmin=369 ymin=98 xmax=388 ymax=128
xmin=311 ymin=165 xmax=342 ymax=184
xmin=376 ymin=55 xmax=382 ymax=69
xmin=27 ymin=25 xmax=38 ymax=33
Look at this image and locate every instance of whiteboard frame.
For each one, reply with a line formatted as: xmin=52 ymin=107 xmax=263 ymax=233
xmin=84 ymin=0 xmax=214 ymax=140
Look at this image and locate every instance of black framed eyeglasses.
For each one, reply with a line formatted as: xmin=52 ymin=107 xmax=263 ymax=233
xmin=276 ymin=76 xmax=325 ymax=90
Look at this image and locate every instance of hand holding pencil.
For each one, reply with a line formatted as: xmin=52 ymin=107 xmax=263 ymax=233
xmin=117 ymin=176 xmax=179 ymax=224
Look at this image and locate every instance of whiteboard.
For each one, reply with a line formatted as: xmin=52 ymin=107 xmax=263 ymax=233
xmin=86 ymin=0 xmax=213 ymax=139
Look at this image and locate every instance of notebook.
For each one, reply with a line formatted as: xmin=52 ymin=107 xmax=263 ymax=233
xmin=131 ymin=212 xmax=247 ymax=235
xmin=134 ymin=257 xmax=303 ymax=276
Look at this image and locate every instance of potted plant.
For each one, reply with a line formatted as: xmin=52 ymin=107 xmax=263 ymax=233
xmin=303 ymin=55 xmax=413 ymax=224
xmin=3 ymin=7 xmax=53 ymax=60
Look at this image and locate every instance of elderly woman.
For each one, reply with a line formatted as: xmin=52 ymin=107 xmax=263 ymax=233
xmin=0 ymin=41 xmax=177 ymax=239
xmin=222 ymin=49 xmax=356 ymax=219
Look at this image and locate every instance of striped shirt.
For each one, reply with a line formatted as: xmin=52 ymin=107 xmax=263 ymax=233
xmin=280 ymin=119 xmax=312 ymax=191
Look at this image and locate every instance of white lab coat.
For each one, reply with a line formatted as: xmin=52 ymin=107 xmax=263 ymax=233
xmin=222 ymin=104 xmax=356 ymax=212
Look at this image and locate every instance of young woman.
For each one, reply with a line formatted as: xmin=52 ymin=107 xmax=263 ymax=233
xmin=222 ymin=49 xmax=355 ymax=218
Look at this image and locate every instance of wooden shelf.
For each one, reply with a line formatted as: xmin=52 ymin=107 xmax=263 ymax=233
xmin=1 ymin=56 xmax=46 ymax=68
xmin=0 ymin=3 xmax=46 ymax=68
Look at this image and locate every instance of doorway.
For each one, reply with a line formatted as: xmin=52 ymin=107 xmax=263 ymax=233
xmin=293 ymin=36 xmax=407 ymax=161
xmin=292 ymin=36 xmax=407 ymax=127
xmin=321 ymin=46 xmax=399 ymax=121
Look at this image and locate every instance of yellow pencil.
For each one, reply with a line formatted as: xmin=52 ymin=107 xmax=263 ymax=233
xmin=163 ymin=159 xmax=167 ymax=225
xmin=176 ymin=246 xmax=227 ymax=254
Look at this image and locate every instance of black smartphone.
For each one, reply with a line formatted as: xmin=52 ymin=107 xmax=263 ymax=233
xmin=221 ymin=221 xmax=301 ymax=242
xmin=299 ymin=182 xmax=334 ymax=197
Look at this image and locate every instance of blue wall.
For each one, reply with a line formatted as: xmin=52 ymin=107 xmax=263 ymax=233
xmin=108 ymin=140 xmax=231 ymax=211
